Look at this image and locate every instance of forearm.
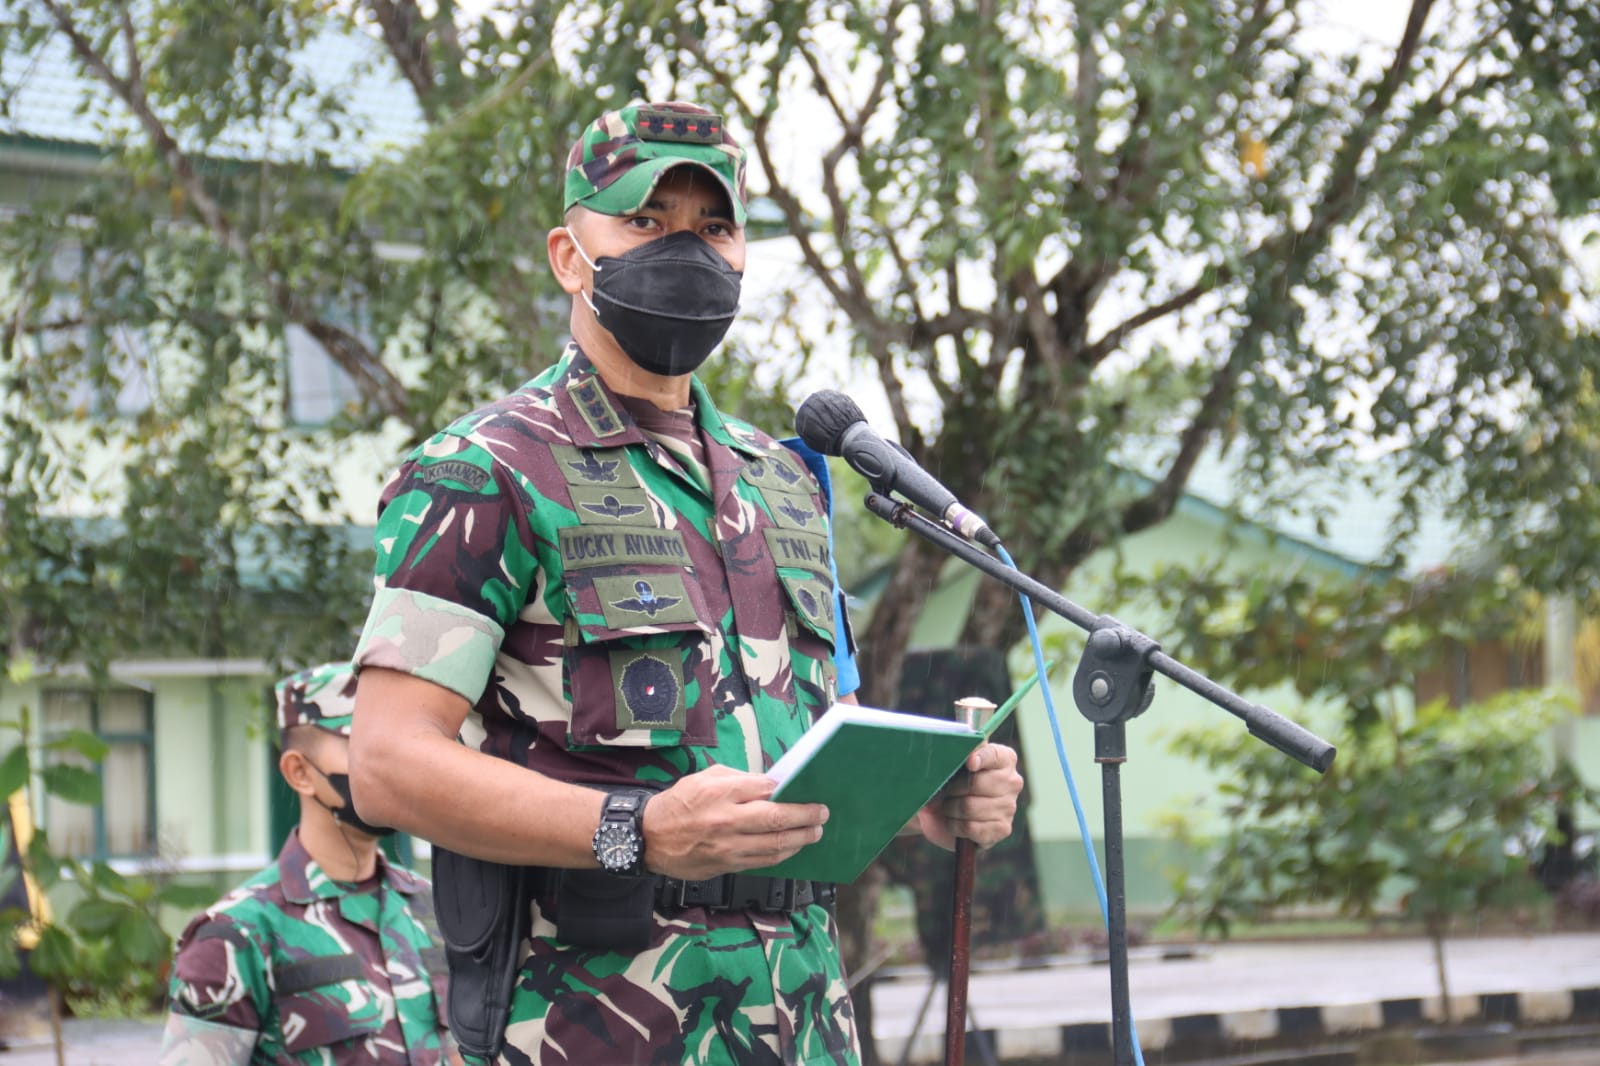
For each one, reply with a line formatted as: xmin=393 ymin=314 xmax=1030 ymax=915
xmin=350 ymin=670 xmax=604 ymax=868
xmin=352 ymin=668 xmax=829 ymax=879
xmin=361 ymin=729 xmax=602 ymax=867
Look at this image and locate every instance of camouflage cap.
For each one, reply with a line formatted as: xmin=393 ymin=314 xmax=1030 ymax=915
xmin=564 ymin=101 xmax=748 ymax=225
xmin=275 ymin=662 xmax=357 ymax=738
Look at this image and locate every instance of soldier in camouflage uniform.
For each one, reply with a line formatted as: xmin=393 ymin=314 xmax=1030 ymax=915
xmin=348 ymin=101 xmax=1024 ymax=1066
xmin=159 ymin=662 xmax=457 ymax=1065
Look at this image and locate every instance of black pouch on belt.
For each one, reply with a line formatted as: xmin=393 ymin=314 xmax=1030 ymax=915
xmin=554 ymin=867 xmax=656 ymax=951
xmin=431 ymin=847 xmax=536 ymax=1061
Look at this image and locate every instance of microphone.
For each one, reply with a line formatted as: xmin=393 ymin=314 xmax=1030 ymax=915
xmin=794 ymin=390 xmax=1002 ymax=549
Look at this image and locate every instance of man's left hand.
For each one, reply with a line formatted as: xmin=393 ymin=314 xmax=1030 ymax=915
xmin=916 ymin=743 xmax=1023 ymax=851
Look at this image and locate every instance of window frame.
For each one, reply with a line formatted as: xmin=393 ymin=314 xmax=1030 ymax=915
xmin=40 ymin=686 xmax=158 ymax=861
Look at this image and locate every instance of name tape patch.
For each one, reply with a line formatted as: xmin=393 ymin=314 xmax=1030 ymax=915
xmin=560 ymin=526 xmax=692 ymax=570
xmin=763 ymin=526 xmax=831 ymax=579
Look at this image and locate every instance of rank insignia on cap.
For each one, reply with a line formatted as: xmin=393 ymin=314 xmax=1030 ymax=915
xmin=634 ymin=107 xmax=724 ymax=145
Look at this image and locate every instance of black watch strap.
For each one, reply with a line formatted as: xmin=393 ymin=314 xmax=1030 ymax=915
xmin=592 ymin=790 xmax=650 ymax=876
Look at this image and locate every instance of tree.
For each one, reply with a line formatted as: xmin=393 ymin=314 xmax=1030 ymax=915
xmin=664 ymin=2 xmax=1598 ymax=1051
xmin=1119 ymin=565 xmax=1597 ymax=1021
xmin=1165 ymin=690 xmax=1588 ymax=1024
xmin=658 ymin=0 xmax=1600 ymax=696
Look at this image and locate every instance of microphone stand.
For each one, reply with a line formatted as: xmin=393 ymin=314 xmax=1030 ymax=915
xmin=864 ymin=494 xmax=1336 ymax=1066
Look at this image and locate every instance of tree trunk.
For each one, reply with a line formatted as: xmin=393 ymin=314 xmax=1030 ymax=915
xmin=48 ymin=985 xmax=64 ymax=1066
xmin=855 ymin=537 xmax=946 ymax=708
xmin=840 ymin=537 xmax=945 ymax=1065
xmin=1426 ymin=914 xmax=1453 ymax=1024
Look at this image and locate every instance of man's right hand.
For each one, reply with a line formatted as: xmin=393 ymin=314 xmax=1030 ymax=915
xmin=640 ymin=765 xmax=828 ymax=881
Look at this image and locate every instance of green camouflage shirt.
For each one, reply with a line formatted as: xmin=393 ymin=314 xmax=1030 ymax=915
xmin=159 ymin=829 xmax=452 ymax=1065
xmin=354 ymin=346 xmax=858 ymax=1065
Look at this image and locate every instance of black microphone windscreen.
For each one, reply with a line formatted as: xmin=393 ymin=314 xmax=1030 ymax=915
xmin=793 ymin=390 xmax=866 ymax=456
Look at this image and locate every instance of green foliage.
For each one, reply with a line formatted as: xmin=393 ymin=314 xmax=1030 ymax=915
xmin=658 ymin=0 xmax=1600 ymax=669
xmin=1111 ymin=561 xmax=1529 ymax=734
xmin=1166 ymin=690 xmax=1587 ymax=940
xmin=0 ymin=0 xmax=839 ymax=677
xmin=0 ymin=710 xmax=179 ymax=1011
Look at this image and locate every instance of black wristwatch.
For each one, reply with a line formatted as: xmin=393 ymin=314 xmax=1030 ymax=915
xmin=592 ymin=790 xmax=651 ymax=876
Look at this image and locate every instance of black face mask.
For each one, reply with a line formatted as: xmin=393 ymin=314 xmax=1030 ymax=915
xmin=572 ymin=229 xmax=743 ymax=377
xmin=310 ymin=765 xmax=396 ymax=839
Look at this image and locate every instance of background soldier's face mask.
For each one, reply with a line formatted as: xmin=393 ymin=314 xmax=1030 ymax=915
xmin=568 ymin=228 xmax=743 ymax=377
xmin=310 ymin=763 xmax=397 ymax=839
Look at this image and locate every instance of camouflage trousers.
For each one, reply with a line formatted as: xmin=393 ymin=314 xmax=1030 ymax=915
xmin=473 ymin=905 xmax=860 ymax=1066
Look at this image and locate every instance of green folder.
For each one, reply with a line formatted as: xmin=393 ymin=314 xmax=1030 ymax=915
xmin=747 ymin=668 xmax=1045 ymax=884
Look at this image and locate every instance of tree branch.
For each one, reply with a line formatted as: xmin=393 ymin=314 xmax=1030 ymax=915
xmin=694 ymin=44 xmax=902 ymax=352
xmin=796 ymin=44 xmax=884 ymax=327
xmin=1081 ymin=268 xmax=1229 ymax=367
xmin=40 ymin=0 xmax=413 ymax=422
xmin=365 ymin=0 xmax=441 ymax=119
xmin=1056 ymin=344 xmax=1244 ymax=567
xmin=1298 ymin=0 xmax=1436 ymax=249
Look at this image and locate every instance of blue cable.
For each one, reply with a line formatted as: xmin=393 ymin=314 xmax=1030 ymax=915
xmin=997 ymin=544 xmax=1146 ymax=1066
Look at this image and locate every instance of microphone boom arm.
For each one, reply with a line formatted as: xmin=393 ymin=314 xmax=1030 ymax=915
xmin=863 ymin=492 xmax=1335 ymax=771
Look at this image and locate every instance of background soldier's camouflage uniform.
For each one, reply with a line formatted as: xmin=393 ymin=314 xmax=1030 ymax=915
xmin=159 ymin=663 xmax=453 ymax=1065
xmin=354 ymin=346 xmax=860 ymax=1065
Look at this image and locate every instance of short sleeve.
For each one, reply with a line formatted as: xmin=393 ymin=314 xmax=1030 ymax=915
xmin=164 ymin=917 xmax=267 ymax=1035
xmin=354 ymin=435 xmax=542 ymax=705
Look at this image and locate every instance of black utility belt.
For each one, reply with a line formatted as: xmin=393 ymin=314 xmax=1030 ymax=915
xmin=548 ymin=868 xmax=834 ymax=950
xmin=655 ymin=872 xmax=835 ymax=913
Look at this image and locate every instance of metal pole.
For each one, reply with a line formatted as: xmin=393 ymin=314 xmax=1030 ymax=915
xmin=1097 ymin=722 xmax=1134 ymax=1065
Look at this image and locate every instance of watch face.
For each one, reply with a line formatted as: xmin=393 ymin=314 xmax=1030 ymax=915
xmin=595 ymin=823 xmax=641 ymax=873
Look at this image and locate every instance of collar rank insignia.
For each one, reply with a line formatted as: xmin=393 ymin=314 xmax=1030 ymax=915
xmin=569 ymin=376 xmax=624 ymax=438
xmin=611 ymin=579 xmax=683 ymax=617
xmin=567 ymin=453 xmax=621 ymax=483
xmin=583 ymin=494 xmax=647 ymax=520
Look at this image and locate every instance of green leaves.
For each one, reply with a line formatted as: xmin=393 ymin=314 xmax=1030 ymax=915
xmin=40 ymin=765 xmax=102 ymax=807
xmin=1169 ymin=687 xmax=1586 ymax=958
xmin=44 ymin=731 xmax=110 ymax=763
xmin=0 ymin=711 xmax=185 ymax=1011
xmin=29 ymin=925 xmax=77 ymax=982
xmin=68 ymin=897 xmax=129 ymax=939
xmin=0 ymin=745 xmax=28 ymax=799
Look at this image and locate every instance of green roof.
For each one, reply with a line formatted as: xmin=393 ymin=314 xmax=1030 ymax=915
xmin=1120 ymin=443 xmax=1469 ymax=577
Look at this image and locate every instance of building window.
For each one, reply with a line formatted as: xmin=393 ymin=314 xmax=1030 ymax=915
xmin=30 ymin=242 xmax=155 ymax=418
xmin=41 ymin=689 xmax=156 ymax=860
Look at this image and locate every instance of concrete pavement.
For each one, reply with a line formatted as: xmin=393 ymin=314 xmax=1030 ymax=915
xmin=871 ymin=931 xmax=1600 ymax=1062
xmin=4 ymin=932 xmax=1600 ymax=1063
